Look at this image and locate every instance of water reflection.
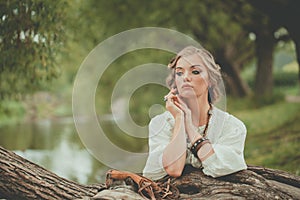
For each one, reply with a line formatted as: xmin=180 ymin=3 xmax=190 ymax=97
xmin=0 ymin=118 xmax=108 ymax=184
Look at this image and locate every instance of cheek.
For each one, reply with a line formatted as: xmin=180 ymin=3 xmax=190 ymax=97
xmin=174 ymin=78 xmax=184 ymax=94
xmin=175 ymin=77 xmax=182 ymax=87
xmin=195 ymin=74 xmax=209 ymax=87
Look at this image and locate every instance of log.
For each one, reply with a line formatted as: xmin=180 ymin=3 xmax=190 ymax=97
xmin=169 ymin=165 xmax=300 ymax=199
xmin=0 ymin=146 xmax=105 ymax=200
xmin=0 ymin=145 xmax=299 ymax=200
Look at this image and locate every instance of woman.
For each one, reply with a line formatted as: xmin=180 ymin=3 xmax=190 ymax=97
xmin=143 ymin=46 xmax=247 ymax=180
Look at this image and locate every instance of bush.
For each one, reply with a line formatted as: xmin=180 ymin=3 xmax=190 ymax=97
xmin=273 ymin=71 xmax=298 ymax=86
xmin=246 ymin=71 xmax=298 ymax=89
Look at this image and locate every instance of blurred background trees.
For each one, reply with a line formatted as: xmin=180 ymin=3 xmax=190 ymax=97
xmin=1 ymin=0 xmax=299 ymax=103
xmin=0 ymin=0 xmax=67 ymax=99
xmin=1 ymin=0 xmax=299 ymax=137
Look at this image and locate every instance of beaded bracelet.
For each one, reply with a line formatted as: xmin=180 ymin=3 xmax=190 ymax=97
xmin=190 ymin=137 xmax=208 ymax=157
xmin=194 ymin=140 xmax=211 ymax=158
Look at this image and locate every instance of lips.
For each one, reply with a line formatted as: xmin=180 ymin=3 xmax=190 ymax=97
xmin=182 ymin=84 xmax=193 ymax=89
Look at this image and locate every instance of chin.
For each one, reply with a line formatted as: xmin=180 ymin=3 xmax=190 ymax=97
xmin=179 ymin=92 xmax=197 ymax=99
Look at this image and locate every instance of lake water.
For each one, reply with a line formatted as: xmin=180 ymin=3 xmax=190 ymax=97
xmin=0 ymin=117 xmax=147 ymax=185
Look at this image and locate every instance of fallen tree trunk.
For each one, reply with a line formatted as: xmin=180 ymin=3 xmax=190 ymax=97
xmin=0 ymin=146 xmax=299 ymax=200
xmin=0 ymin=146 xmax=105 ymax=200
xmin=169 ymin=165 xmax=300 ymax=199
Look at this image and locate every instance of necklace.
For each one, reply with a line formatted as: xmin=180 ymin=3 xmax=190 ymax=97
xmin=202 ymin=104 xmax=213 ymax=138
xmin=187 ymin=104 xmax=213 ymax=146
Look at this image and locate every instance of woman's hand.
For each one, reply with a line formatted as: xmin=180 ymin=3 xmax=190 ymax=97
xmin=165 ymin=88 xmax=183 ymax=119
xmin=165 ymin=90 xmax=200 ymax=142
xmin=174 ymin=97 xmax=199 ymax=140
xmin=163 ymin=89 xmax=187 ymax=177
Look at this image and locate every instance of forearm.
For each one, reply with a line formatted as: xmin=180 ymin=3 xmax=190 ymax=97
xmin=185 ymin=122 xmax=215 ymax=161
xmin=197 ymin=143 xmax=214 ymax=161
xmin=162 ymin=115 xmax=187 ymax=177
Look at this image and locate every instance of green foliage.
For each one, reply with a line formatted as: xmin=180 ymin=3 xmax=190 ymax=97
xmin=0 ymin=0 xmax=67 ymax=99
xmin=129 ymin=84 xmax=168 ymax=126
xmin=74 ymin=0 xmax=254 ymax=60
xmin=274 ymin=72 xmax=298 ymax=86
xmin=0 ymin=100 xmax=25 ymax=126
xmin=246 ymin=71 xmax=298 ymax=89
xmin=74 ymin=0 xmax=255 ymax=115
xmin=95 ymin=49 xmax=173 ymax=115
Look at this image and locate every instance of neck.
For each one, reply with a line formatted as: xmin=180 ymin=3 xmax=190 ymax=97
xmin=185 ymin=96 xmax=211 ymax=127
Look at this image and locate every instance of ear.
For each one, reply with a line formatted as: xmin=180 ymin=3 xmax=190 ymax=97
xmin=208 ymin=80 xmax=212 ymax=88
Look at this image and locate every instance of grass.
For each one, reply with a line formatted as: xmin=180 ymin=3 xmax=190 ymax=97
xmin=229 ymin=100 xmax=300 ymax=175
xmin=233 ymin=102 xmax=300 ymax=136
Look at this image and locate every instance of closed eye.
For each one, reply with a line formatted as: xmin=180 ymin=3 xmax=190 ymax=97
xmin=176 ymin=72 xmax=183 ymax=76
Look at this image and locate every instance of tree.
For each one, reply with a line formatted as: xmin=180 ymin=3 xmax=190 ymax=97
xmin=0 ymin=0 xmax=67 ymax=99
xmin=248 ymin=0 xmax=300 ymax=86
xmin=225 ymin=0 xmax=300 ymax=99
xmin=75 ymin=0 xmax=253 ymax=97
xmin=1 ymin=146 xmax=299 ymax=199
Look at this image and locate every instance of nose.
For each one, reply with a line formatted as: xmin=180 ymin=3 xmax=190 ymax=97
xmin=183 ymin=72 xmax=191 ymax=82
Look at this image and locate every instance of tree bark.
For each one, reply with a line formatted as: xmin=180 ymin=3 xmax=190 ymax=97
xmin=170 ymin=165 xmax=300 ymax=199
xmin=0 ymin=146 xmax=105 ymax=200
xmin=219 ymin=59 xmax=251 ymax=97
xmin=254 ymin=27 xmax=276 ymax=98
xmin=1 ymin=146 xmax=299 ymax=200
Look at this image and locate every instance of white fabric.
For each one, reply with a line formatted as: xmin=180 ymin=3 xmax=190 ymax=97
xmin=142 ymin=106 xmax=247 ymax=180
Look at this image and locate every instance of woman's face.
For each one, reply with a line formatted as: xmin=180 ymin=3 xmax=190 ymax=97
xmin=174 ymin=54 xmax=209 ymax=100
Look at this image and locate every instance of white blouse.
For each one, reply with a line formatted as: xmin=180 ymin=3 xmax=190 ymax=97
xmin=143 ymin=106 xmax=247 ymax=180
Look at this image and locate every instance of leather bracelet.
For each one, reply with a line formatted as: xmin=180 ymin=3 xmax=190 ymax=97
xmin=194 ymin=140 xmax=211 ymax=158
xmin=190 ymin=137 xmax=208 ymax=157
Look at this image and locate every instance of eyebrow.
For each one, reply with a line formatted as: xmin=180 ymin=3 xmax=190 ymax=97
xmin=175 ymin=64 xmax=203 ymax=69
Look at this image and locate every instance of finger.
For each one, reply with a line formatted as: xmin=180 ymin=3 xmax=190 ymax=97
xmin=177 ymin=97 xmax=188 ymax=109
xmin=171 ymin=88 xmax=177 ymax=94
xmin=171 ymin=95 xmax=178 ymax=103
xmin=173 ymin=100 xmax=183 ymax=110
xmin=164 ymin=93 xmax=177 ymax=102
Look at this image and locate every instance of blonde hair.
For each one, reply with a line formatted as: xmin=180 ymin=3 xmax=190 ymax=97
xmin=166 ymin=46 xmax=222 ymax=103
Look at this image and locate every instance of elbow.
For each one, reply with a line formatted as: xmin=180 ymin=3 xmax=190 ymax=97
xmin=162 ymin=151 xmax=186 ymax=178
xmin=164 ymin=165 xmax=184 ymax=178
xmin=168 ymin=170 xmax=182 ymax=178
